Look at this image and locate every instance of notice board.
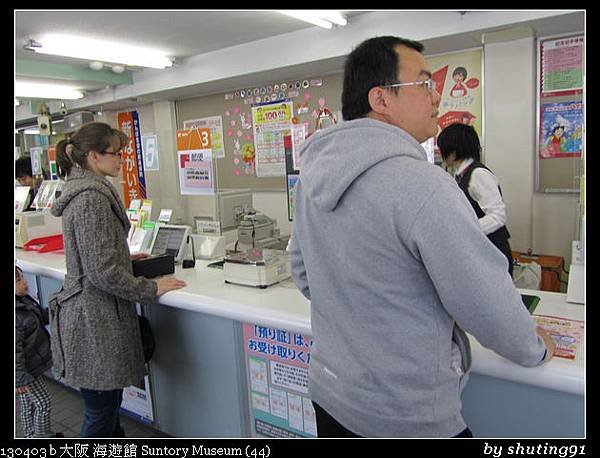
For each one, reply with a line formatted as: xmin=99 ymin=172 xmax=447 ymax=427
xmin=536 ymin=34 xmax=584 ymax=193
xmin=175 ymin=73 xmax=343 ymax=191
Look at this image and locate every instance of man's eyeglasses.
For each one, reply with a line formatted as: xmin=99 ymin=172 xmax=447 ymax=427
xmin=101 ymin=150 xmax=123 ymax=158
xmin=380 ymin=78 xmax=437 ymax=93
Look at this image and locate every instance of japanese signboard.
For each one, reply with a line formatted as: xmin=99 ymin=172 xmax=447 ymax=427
xmin=243 ymin=323 xmax=316 ymax=438
xmin=118 ymin=111 xmax=147 ymax=207
xmin=176 ymin=128 xmax=215 ymax=195
xmin=252 ymin=101 xmax=293 ymax=177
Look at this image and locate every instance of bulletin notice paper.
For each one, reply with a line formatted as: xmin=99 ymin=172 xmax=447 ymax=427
xmin=533 ymin=314 xmax=584 ymax=359
xmin=183 ymin=116 xmax=225 ymax=159
xmin=252 ymin=101 xmax=293 ymax=177
xmin=243 ymin=323 xmax=316 ymax=438
xmin=176 ymin=128 xmax=215 ymax=195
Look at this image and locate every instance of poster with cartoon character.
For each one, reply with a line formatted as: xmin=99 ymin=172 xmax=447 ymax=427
xmin=539 ymin=101 xmax=583 ymax=159
xmin=426 ymin=49 xmax=483 ymax=165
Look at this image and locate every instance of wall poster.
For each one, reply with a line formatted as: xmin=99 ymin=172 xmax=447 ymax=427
xmin=427 ymin=48 xmax=483 ymax=165
xmin=183 ymin=116 xmax=226 ymax=159
xmin=536 ymin=34 xmax=584 ymax=193
xmin=538 ymin=35 xmax=584 ymax=160
xmin=252 ymin=101 xmax=293 ymax=177
xmin=176 ymin=128 xmax=215 ymax=195
xmin=118 ymin=111 xmax=147 ymax=208
xmin=243 ymin=323 xmax=316 ymax=438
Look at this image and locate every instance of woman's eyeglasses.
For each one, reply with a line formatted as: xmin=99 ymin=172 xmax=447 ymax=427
xmin=101 ymin=150 xmax=123 ymax=158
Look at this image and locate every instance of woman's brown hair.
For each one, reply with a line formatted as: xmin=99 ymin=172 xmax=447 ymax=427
xmin=55 ymin=122 xmax=127 ymax=179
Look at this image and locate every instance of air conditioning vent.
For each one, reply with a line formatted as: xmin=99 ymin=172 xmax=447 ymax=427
xmin=63 ymin=111 xmax=95 ymax=132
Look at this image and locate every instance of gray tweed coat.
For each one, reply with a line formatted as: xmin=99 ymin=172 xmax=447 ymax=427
xmin=49 ymin=167 xmax=157 ymax=390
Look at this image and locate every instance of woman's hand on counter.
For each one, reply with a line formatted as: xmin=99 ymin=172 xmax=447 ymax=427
xmin=154 ymin=277 xmax=187 ymax=296
xmin=536 ymin=326 xmax=556 ymax=362
xmin=131 ymin=253 xmax=151 ymax=261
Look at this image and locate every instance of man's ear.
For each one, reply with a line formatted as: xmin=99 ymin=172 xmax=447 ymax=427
xmin=367 ymin=86 xmax=389 ymax=116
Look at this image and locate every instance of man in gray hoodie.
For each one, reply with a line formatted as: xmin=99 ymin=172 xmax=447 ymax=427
xmin=289 ymin=36 xmax=555 ymax=438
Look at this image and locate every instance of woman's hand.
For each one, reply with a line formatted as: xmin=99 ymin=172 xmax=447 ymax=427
xmin=154 ymin=277 xmax=187 ymax=296
xmin=131 ymin=253 xmax=151 ymax=261
xmin=16 ymin=386 xmax=31 ymax=395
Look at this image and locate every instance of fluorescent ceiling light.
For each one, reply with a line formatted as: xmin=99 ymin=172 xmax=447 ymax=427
xmin=29 ymin=34 xmax=173 ymax=69
xmin=15 ymin=81 xmax=84 ymax=100
xmin=278 ymin=11 xmax=347 ymax=29
xmin=313 ymin=11 xmax=347 ymax=26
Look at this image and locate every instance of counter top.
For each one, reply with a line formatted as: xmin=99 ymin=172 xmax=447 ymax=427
xmin=16 ymin=249 xmax=584 ymax=395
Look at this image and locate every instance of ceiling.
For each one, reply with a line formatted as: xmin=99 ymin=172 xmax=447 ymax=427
xmin=15 ymin=10 xmax=366 ymax=97
xmin=15 ymin=10 xmax=584 ymax=121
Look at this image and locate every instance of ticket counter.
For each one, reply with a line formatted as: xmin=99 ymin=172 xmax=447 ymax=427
xmin=16 ymin=250 xmax=584 ymax=438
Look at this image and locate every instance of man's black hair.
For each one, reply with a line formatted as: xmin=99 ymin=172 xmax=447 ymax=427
xmin=437 ymin=123 xmax=481 ymax=162
xmin=342 ymin=36 xmax=424 ymax=121
xmin=15 ymin=156 xmax=33 ymax=178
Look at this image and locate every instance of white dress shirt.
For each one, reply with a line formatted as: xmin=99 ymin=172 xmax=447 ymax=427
xmin=454 ymin=158 xmax=507 ymax=235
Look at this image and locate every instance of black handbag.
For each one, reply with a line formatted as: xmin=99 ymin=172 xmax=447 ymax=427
xmin=138 ymin=315 xmax=155 ymax=363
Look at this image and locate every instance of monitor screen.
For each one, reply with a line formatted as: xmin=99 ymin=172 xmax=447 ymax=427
xmin=217 ymin=190 xmax=253 ymax=230
xmin=151 ymin=226 xmax=187 ymax=258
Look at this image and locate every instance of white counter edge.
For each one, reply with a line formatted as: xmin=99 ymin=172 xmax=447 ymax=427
xmin=18 ymin=256 xmax=583 ymax=396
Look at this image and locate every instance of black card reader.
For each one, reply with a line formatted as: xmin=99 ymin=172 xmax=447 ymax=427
xmin=132 ymin=254 xmax=175 ymax=278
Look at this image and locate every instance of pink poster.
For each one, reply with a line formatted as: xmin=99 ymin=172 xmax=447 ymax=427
xmin=242 ymin=323 xmax=316 ymax=437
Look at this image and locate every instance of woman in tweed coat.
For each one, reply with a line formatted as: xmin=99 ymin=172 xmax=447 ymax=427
xmin=49 ymin=122 xmax=186 ymax=437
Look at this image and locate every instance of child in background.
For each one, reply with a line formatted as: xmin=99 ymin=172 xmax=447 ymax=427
xmin=15 ymin=265 xmax=63 ymax=438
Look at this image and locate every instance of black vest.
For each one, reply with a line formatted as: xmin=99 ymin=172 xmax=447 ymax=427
xmin=456 ymin=162 xmax=511 ymax=247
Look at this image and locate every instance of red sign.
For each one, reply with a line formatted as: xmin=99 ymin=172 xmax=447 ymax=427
xmin=438 ymin=111 xmax=476 ymax=130
xmin=432 ymin=65 xmax=449 ymax=96
xmin=465 ymin=78 xmax=480 ymax=89
xmin=118 ymin=111 xmax=145 ymax=207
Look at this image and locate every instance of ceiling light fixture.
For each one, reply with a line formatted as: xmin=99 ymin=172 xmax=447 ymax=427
xmin=25 ymin=34 xmax=173 ymax=69
xmin=15 ymin=81 xmax=84 ymax=100
xmin=278 ymin=11 xmax=347 ymax=29
xmin=89 ymin=61 xmax=104 ymax=71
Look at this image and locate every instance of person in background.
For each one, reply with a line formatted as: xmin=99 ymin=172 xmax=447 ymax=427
xmin=15 ymin=156 xmax=43 ymax=211
xmin=15 ymin=265 xmax=63 ymax=438
xmin=49 ymin=122 xmax=186 ymax=438
xmin=289 ymin=36 xmax=555 ymax=438
xmin=437 ymin=123 xmax=514 ymax=277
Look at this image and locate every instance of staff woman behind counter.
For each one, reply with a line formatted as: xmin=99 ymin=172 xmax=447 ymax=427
xmin=49 ymin=122 xmax=186 ymax=437
xmin=437 ymin=123 xmax=514 ymax=277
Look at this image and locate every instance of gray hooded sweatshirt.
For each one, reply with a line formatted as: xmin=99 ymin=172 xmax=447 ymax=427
xmin=289 ymin=118 xmax=547 ymax=437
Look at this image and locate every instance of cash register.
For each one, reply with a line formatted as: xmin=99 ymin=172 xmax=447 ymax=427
xmin=223 ymin=248 xmax=291 ymax=288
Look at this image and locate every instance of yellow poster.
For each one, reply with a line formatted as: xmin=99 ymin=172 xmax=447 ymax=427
xmin=252 ymin=101 xmax=293 ymax=177
xmin=427 ymin=49 xmax=483 ymax=164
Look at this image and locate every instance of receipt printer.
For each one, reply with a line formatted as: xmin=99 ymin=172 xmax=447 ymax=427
xmin=132 ymin=254 xmax=175 ymax=278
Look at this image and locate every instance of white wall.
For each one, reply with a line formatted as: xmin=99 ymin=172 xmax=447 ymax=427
xmin=483 ymin=35 xmax=579 ymax=266
xmin=108 ymin=32 xmax=580 ymax=268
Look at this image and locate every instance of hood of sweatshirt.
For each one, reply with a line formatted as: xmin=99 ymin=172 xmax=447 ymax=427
xmin=50 ymin=167 xmax=130 ymax=230
xmin=299 ymin=118 xmax=428 ymax=212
